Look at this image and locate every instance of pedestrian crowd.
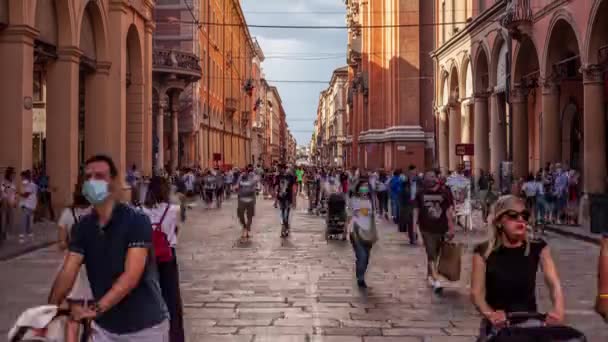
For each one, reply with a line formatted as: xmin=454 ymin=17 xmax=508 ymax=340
xmin=4 ymin=156 xmax=608 ymax=342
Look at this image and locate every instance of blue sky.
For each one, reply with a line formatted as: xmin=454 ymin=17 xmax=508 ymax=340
xmin=241 ymin=0 xmax=348 ymax=146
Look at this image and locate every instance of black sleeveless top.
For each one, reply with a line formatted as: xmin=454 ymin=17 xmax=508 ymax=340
xmin=474 ymin=239 xmax=547 ymax=313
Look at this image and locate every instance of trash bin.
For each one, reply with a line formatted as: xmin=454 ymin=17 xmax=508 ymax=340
xmin=589 ymin=193 xmax=608 ymax=235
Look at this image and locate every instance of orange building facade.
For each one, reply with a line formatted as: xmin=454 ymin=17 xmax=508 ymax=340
xmin=199 ymin=0 xmax=257 ymax=168
xmin=344 ymin=0 xmax=436 ymax=171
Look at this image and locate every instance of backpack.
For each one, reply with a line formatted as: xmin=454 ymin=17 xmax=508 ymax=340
xmin=152 ymin=205 xmax=172 ymax=263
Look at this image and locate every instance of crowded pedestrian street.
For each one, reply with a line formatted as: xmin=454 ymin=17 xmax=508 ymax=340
xmin=1 ymin=194 xmax=606 ymax=341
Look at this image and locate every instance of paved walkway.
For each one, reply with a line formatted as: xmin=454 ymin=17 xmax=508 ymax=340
xmin=0 ymin=195 xmax=606 ymax=341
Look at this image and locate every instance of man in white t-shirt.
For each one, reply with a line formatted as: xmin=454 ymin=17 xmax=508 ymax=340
xmin=19 ymin=170 xmax=37 ymax=242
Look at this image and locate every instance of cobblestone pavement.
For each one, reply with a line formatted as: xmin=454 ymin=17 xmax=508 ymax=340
xmin=0 ymin=195 xmax=606 ymax=341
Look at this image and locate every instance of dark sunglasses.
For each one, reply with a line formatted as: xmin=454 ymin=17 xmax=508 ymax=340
xmin=502 ymin=209 xmax=531 ymax=222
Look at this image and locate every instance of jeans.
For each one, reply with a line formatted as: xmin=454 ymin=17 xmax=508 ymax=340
xmin=390 ymin=195 xmax=400 ymax=223
xmin=350 ymin=234 xmax=372 ymax=281
xmin=399 ymin=202 xmax=417 ymax=242
xmin=279 ymin=200 xmax=291 ymax=225
xmin=21 ymin=207 xmax=33 ymax=235
xmin=376 ymin=191 xmax=388 ymax=216
xmin=536 ymin=195 xmax=546 ymax=223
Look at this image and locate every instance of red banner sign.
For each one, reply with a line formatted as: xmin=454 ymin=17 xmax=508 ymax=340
xmin=455 ymin=143 xmax=474 ymax=156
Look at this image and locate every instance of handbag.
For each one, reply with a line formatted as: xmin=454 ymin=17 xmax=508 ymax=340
xmin=438 ymin=241 xmax=463 ymax=281
xmin=152 ymin=205 xmax=173 ymax=263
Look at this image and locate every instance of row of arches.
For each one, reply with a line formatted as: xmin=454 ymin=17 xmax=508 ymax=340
xmin=0 ymin=0 xmax=152 ymax=206
xmin=437 ymin=0 xmax=608 ymax=195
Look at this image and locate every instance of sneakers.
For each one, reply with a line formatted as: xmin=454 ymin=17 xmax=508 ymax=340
xmin=428 ymin=277 xmax=443 ymax=294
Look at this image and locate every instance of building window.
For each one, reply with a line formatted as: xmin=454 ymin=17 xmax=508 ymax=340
xmin=33 ymin=71 xmax=43 ymax=102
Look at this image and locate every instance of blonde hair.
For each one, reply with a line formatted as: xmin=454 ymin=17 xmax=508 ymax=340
xmin=484 ymin=195 xmax=530 ymax=258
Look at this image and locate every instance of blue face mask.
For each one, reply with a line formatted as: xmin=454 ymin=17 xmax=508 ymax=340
xmin=82 ymin=180 xmax=110 ymax=205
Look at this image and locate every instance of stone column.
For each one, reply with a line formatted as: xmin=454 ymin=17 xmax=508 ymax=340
xmin=46 ymin=47 xmax=81 ymax=208
xmin=448 ymin=105 xmax=462 ymax=171
xmin=171 ymin=104 xmax=179 ymax=171
xmin=156 ymin=99 xmax=166 ymax=172
xmin=511 ymin=86 xmax=529 ymax=179
xmin=143 ymin=21 xmax=155 ymax=176
xmin=541 ymin=79 xmax=561 ymax=165
xmin=85 ymin=62 xmax=111 ymax=157
xmin=474 ymin=93 xmax=490 ymax=176
xmin=490 ymin=92 xmax=506 ymax=177
xmin=461 ymin=99 xmax=473 ymax=144
xmin=582 ymin=65 xmax=607 ymax=194
xmin=0 ymin=26 xmax=36 ymax=173
xmin=438 ymin=108 xmax=449 ymax=174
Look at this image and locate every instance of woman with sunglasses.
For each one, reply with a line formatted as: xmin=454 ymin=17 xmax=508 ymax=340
xmin=471 ymin=195 xmax=564 ymax=341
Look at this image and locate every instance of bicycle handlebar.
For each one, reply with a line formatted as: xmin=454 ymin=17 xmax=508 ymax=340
xmin=506 ymin=312 xmax=547 ymax=322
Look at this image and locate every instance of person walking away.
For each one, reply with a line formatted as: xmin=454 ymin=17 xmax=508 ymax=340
xmin=57 ymin=180 xmax=93 ymax=342
xmin=389 ymin=170 xmax=403 ymax=224
xmin=543 ymin=168 xmax=556 ymax=224
xmin=142 ymin=176 xmax=184 ymax=342
xmin=521 ymin=174 xmax=540 ymax=223
xmin=596 ymin=234 xmax=608 ymax=321
xmin=566 ymin=169 xmax=580 ymax=225
xmin=35 ymin=170 xmax=55 ymax=222
xmin=413 ymin=170 xmax=455 ymax=293
xmin=276 ymin=165 xmax=297 ymax=237
xmin=18 ymin=170 xmax=37 ymax=243
xmin=400 ymin=165 xmax=419 ymax=244
xmin=214 ymin=167 xmax=225 ymax=207
xmin=0 ymin=167 xmax=16 ymax=242
xmin=48 ymin=154 xmax=169 ymax=341
xmin=202 ymin=169 xmax=217 ymax=209
xmin=553 ymin=165 xmax=569 ymax=224
xmin=224 ymin=169 xmax=234 ymax=199
xmin=236 ymin=165 xmax=257 ymax=241
xmin=470 ymin=195 xmax=564 ymax=341
xmin=349 ymin=176 xmax=378 ymax=288
xmin=477 ymin=170 xmax=490 ymax=224
xmin=295 ymin=166 xmax=304 ymax=195
xmin=374 ymin=170 xmax=389 ymax=220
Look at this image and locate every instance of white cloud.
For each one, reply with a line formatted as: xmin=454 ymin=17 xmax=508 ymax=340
xmin=242 ymin=0 xmax=347 ymax=145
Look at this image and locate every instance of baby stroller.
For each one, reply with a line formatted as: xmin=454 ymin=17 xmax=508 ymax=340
xmin=479 ymin=312 xmax=587 ymax=342
xmin=325 ymin=193 xmax=347 ymax=240
xmin=9 ymin=305 xmax=92 ymax=342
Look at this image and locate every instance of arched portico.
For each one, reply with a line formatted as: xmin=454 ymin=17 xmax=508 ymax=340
xmin=437 ymin=70 xmax=450 ymax=173
xmin=542 ymin=16 xmax=583 ymax=167
xmin=448 ymin=64 xmax=461 ymax=171
xmin=473 ymin=44 xmax=490 ymax=178
xmin=460 ymin=56 xmax=474 ymax=164
xmin=581 ymin=0 xmax=608 ymax=194
xmin=511 ymin=36 xmax=540 ymax=178
xmin=126 ymin=24 xmax=145 ymax=174
xmin=489 ymin=32 xmax=508 ymax=179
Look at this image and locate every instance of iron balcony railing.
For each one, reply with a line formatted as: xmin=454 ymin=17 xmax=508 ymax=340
xmin=153 ymin=48 xmax=202 ymax=81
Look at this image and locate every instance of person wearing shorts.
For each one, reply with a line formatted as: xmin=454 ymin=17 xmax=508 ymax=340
xmin=413 ymin=170 xmax=455 ymax=294
xmin=236 ymin=165 xmax=257 ymax=240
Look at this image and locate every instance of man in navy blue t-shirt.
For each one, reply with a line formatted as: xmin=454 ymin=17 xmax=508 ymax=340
xmin=49 ymin=155 xmax=168 ymax=341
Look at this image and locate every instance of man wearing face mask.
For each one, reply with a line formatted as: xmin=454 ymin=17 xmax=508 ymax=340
xmin=413 ymin=170 xmax=455 ymax=294
xmin=48 ymin=155 xmax=169 ymax=341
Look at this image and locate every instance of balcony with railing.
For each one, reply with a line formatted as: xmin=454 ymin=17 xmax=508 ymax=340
xmin=225 ymin=97 xmax=238 ymax=115
xmin=153 ymin=48 xmax=202 ymax=82
xmin=502 ymin=0 xmax=533 ymax=39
